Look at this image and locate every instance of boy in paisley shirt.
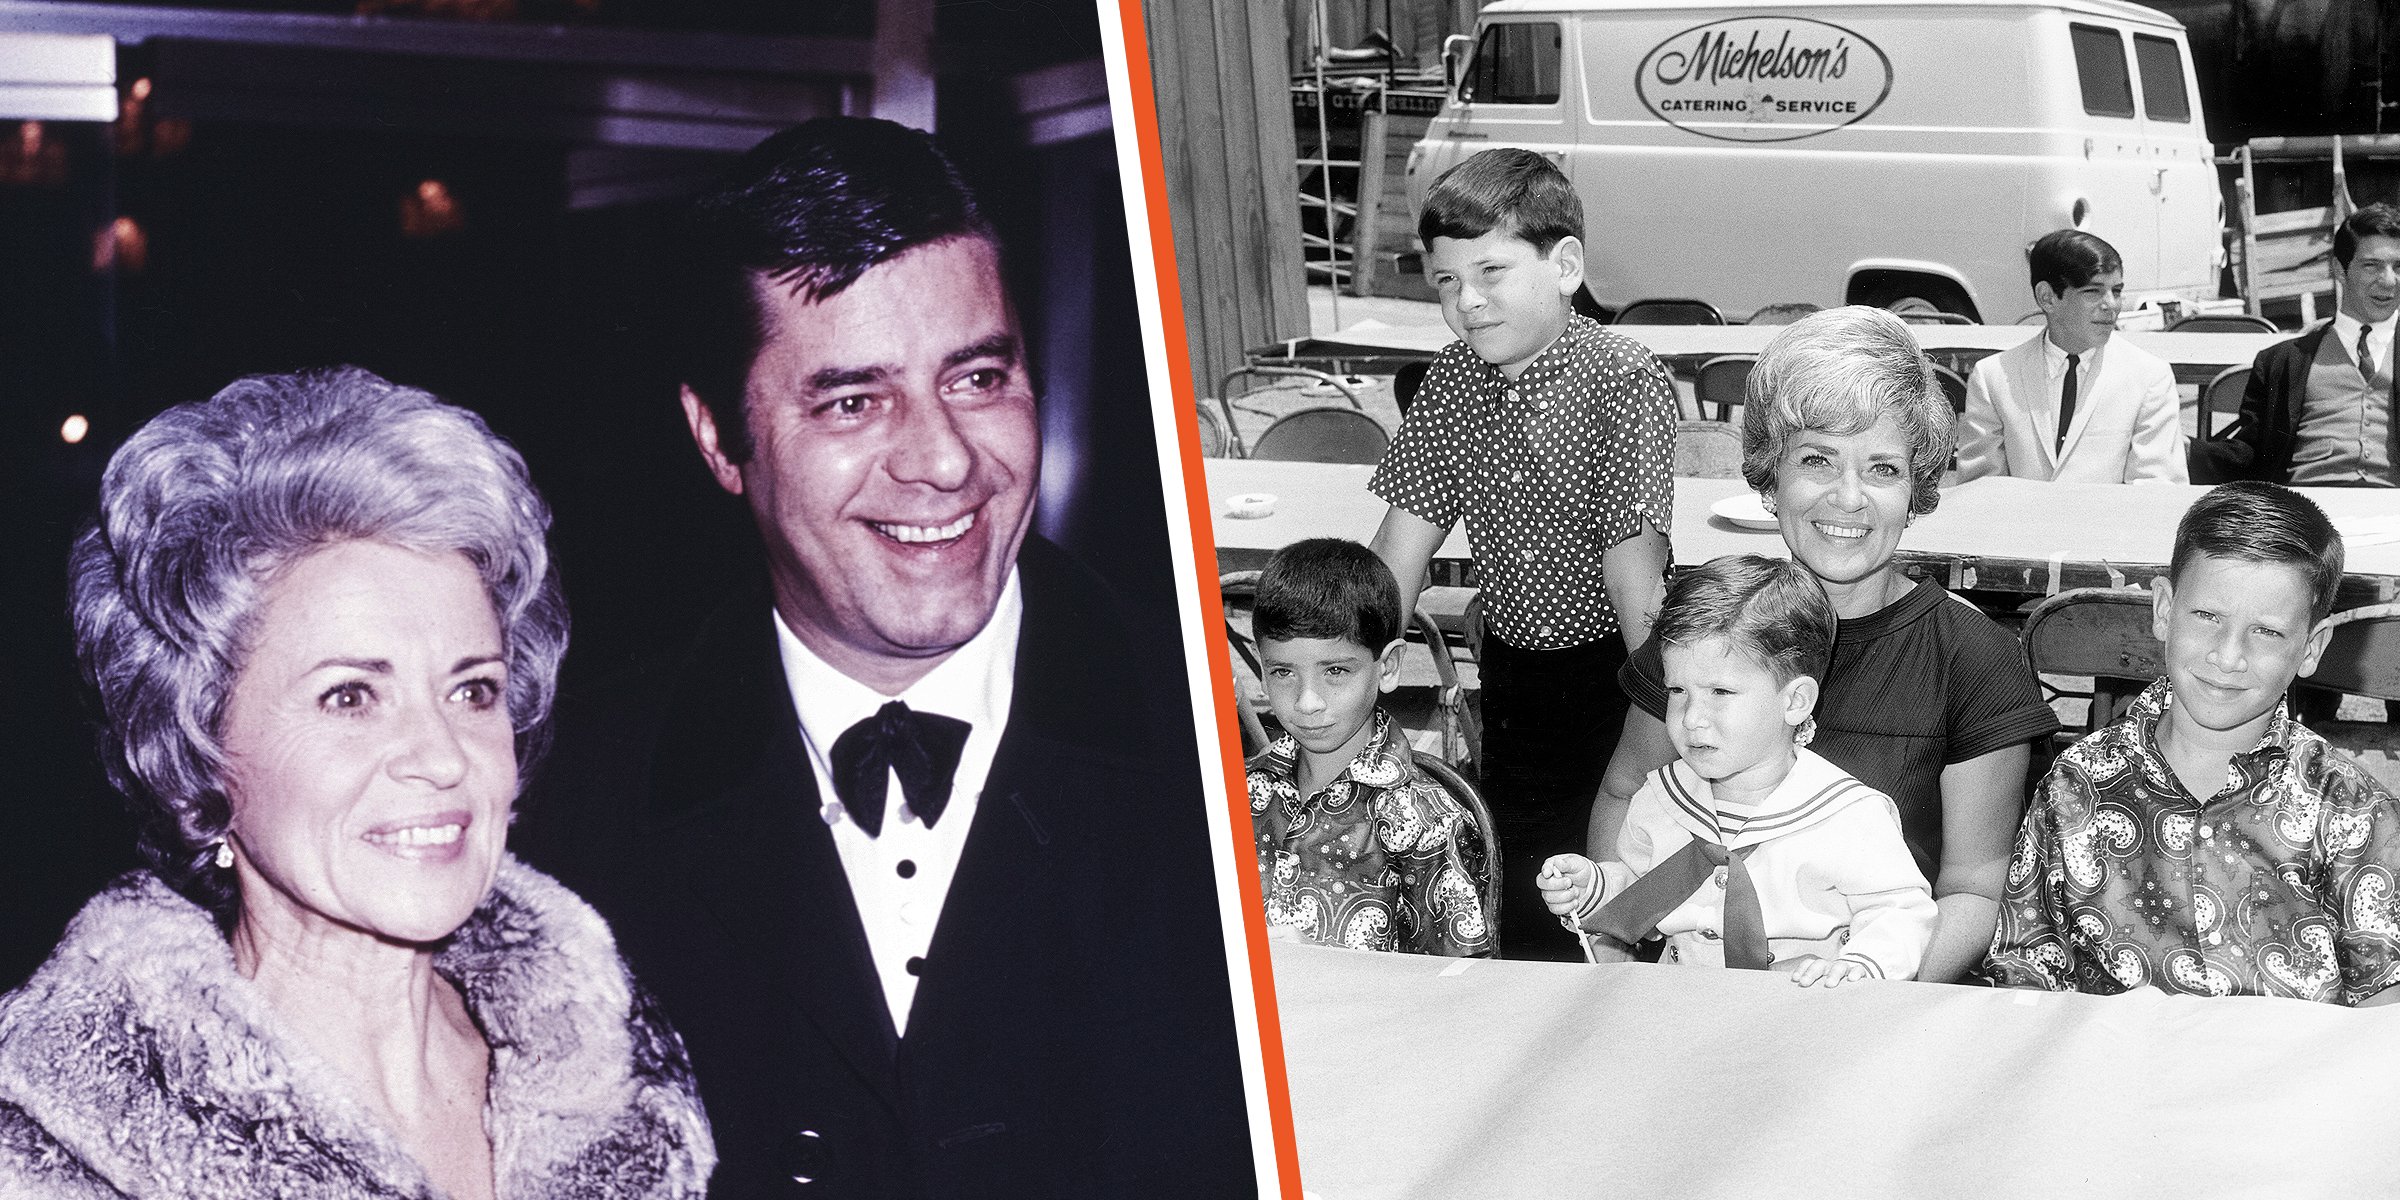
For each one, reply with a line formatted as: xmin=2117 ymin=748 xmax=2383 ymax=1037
xmin=1985 ymin=482 xmax=2400 ymax=1004
xmin=1247 ymin=538 xmax=1493 ymax=957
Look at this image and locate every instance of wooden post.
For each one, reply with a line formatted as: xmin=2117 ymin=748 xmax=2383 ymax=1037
xmin=1349 ymin=105 xmax=1386 ymax=298
xmin=1144 ymin=0 xmax=1310 ymax=410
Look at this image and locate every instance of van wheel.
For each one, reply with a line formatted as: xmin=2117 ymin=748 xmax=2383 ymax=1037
xmin=1852 ymin=276 xmax=1979 ymax=323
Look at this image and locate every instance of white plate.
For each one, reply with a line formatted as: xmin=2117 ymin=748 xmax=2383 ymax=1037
xmin=1710 ymin=492 xmax=1778 ymax=530
xmin=1223 ymin=492 xmax=1278 ymax=520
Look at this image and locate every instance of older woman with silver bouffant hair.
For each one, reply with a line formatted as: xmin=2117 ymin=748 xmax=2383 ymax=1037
xmin=0 ymin=367 xmax=712 ymax=1198
xmin=1589 ymin=307 xmax=2058 ymax=983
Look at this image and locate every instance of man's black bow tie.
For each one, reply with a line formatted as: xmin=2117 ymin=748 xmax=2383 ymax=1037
xmin=830 ymin=700 xmax=970 ymax=837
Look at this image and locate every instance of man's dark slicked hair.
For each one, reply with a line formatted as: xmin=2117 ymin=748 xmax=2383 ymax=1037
xmin=2335 ymin=201 xmax=2400 ymax=269
xmin=676 ymin=117 xmax=998 ymax=464
xmin=2027 ymin=228 xmax=2122 ymax=295
xmin=1254 ymin=538 xmax=1404 ymax=653
xmin=1416 ymin=148 xmax=1583 ymax=253
xmin=2170 ymin=482 xmax=2345 ymax=623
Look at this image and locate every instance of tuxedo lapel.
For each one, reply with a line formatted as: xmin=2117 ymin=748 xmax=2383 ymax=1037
xmin=648 ymin=604 xmax=903 ymax=1105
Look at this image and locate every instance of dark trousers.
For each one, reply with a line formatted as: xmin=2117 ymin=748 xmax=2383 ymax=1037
xmin=1479 ymin=632 xmax=1630 ymax=961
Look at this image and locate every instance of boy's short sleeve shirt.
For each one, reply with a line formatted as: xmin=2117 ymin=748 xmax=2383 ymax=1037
xmin=1248 ymin=710 xmax=1494 ymax=957
xmin=1370 ymin=314 xmax=1677 ymax=649
xmin=1984 ymin=679 xmax=2400 ymax=1005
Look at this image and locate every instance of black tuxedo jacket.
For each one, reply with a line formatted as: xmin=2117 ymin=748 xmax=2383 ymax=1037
xmin=2195 ymin=322 xmax=2400 ymax=484
xmin=517 ymin=538 xmax=1253 ymax=1199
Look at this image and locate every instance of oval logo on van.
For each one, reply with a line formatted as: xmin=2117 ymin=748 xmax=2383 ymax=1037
xmin=1637 ymin=17 xmax=1892 ymax=143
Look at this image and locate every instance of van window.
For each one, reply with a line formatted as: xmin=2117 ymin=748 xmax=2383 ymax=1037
xmin=2132 ymin=34 xmax=2191 ymax=123
xmin=1465 ymin=22 xmax=1561 ymax=105
xmin=2070 ymin=25 xmax=2135 ymax=118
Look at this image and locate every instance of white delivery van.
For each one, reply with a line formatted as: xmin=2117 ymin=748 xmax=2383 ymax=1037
xmin=1404 ymin=0 xmax=2222 ymax=323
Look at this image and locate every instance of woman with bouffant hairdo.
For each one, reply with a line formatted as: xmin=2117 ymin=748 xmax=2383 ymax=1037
xmin=1590 ymin=307 xmax=2058 ymax=984
xmin=0 ymin=367 xmax=712 ymax=1198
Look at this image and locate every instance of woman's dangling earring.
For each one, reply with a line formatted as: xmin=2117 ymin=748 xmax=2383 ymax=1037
xmin=214 ymin=840 xmax=234 ymax=870
xmin=1794 ymin=716 xmax=1817 ymax=748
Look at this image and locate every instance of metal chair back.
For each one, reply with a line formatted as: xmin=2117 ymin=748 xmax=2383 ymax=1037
xmin=1692 ymin=355 xmax=1753 ymax=421
xmin=2021 ymin=587 xmax=2162 ymax=733
xmin=2199 ymin=366 xmax=2250 ymax=441
xmin=1219 ymin=571 xmax=1273 ymax=756
xmin=1194 ymin=401 xmax=1233 ymax=458
xmin=1248 ymin=407 xmax=1391 ymax=464
xmin=1614 ymin=297 xmax=1724 ymax=326
xmin=2168 ymin=313 xmax=2279 ymax=334
xmin=1931 ymin=363 xmax=1969 ymax=414
xmin=2312 ymin=603 xmax=2400 ymax=703
xmin=1409 ymin=748 xmax=1500 ymax=947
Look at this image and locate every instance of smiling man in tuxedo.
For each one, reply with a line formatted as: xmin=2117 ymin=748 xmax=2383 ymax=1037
xmin=518 ymin=117 xmax=1253 ymax=1199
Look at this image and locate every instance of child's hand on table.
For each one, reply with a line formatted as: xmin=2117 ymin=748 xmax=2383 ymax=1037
xmin=1787 ymin=955 xmax=1870 ymax=988
xmin=1536 ymin=854 xmax=1599 ymax=917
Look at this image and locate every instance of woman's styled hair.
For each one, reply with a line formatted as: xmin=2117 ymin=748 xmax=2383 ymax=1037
xmin=1740 ymin=305 xmax=1954 ymax=516
xmin=1653 ymin=554 xmax=1838 ymax=685
xmin=68 ymin=366 xmax=568 ymax=917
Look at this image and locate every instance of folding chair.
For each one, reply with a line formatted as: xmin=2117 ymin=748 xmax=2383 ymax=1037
xmin=1194 ymin=401 xmax=1233 ymax=458
xmin=2168 ymin=313 xmax=2279 ymax=334
xmin=1930 ymin=363 xmax=1969 ymax=415
xmin=1410 ymin=747 xmax=1500 ymax=947
xmin=1692 ymin=355 xmax=1753 ymax=422
xmin=2198 ymin=366 xmax=2250 ymax=441
xmin=2020 ymin=587 xmax=2163 ymax=736
xmin=1219 ymin=571 xmax=1274 ymax=756
xmin=2310 ymin=603 xmax=2400 ymax=703
xmin=1247 ymin=408 xmax=1390 ymax=464
xmin=1614 ymin=298 xmax=1724 ymax=326
xmin=1210 ymin=364 xmax=1367 ymax=457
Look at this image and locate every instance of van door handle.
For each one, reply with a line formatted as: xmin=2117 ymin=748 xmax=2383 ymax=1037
xmin=1542 ymin=151 xmax=1565 ymax=167
xmin=2150 ymin=168 xmax=2166 ymax=195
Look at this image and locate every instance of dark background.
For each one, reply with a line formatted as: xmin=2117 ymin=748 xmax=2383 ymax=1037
xmin=0 ymin=3 xmax=1178 ymax=988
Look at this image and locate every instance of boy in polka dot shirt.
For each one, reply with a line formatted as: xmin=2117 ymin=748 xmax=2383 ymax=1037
xmin=1370 ymin=148 xmax=1678 ymax=960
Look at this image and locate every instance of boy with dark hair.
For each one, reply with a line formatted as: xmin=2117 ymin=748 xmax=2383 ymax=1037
xmin=1369 ymin=148 xmax=1678 ymax=960
xmin=1986 ymin=482 xmax=2400 ymax=1004
xmin=2198 ymin=201 xmax=2400 ymax=486
xmin=1537 ymin=554 xmax=1936 ymax=983
xmin=1249 ymin=538 xmax=1494 ymax=958
xmin=1956 ymin=228 xmax=2184 ymax=483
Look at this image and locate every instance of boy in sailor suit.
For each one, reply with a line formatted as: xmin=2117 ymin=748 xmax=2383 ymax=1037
xmin=1538 ymin=555 xmax=1937 ymax=983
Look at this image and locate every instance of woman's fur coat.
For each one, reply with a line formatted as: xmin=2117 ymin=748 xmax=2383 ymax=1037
xmin=0 ymin=857 xmax=713 ymax=1197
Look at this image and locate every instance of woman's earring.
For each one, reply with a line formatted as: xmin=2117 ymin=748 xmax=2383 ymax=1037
xmin=1761 ymin=493 xmax=1778 ymax=515
xmin=1794 ymin=716 xmax=1817 ymax=748
xmin=214 ymin=840 xmax=234 ymax=870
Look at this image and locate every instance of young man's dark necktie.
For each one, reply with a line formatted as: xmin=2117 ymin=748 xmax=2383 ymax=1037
xmin=2056 ymin=354 xmax=2080 ymax=455
xmin=2361 ymin=326 xmax=2377 ymax=383
xmin=831 ymin=701 xmax=970 ymax=836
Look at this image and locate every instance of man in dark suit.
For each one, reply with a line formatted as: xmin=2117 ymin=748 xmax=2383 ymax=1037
xmin=2197 ymin=202 xmax=2400 ymax=485
xmin=517 ymin=118 xmax=1255 ymax=1199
